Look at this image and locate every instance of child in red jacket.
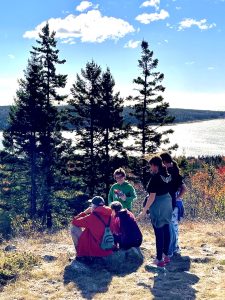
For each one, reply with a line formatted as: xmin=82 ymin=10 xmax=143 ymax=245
xmin=71 ymin=196 xmax=113 ymax=258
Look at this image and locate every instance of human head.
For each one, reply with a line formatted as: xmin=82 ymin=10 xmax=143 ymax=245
xmin=110 ymin=201 xmax=123 ymax=216
xmin=160 ymin=152 xmax=179 ymax=172
xmin=88 ymin=196 xmax=105 ymax=210
xmin=149 ymin=156 xmax=164 ymax=174
xmin=113 ymin=168 xmax=126 ymax=184
xmin=160 ymin=152 xmax=173 ymax=167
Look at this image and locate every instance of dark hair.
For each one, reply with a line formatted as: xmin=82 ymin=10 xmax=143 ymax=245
xmin=160 ymin=152 xmax=180 ymax=173
xmin=160 ymin=152 xmax=173 ymax=163
xmin=110 ymin=201 xmax=123 ymax=213
xmin=114 ymin=167 xmax=126 ymax=178
xmin=149 ymin=156 xmax=168 ymax=176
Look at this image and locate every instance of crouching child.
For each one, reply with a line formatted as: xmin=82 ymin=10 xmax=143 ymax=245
xmin=110 ymin=201 xmax=143 ymax=250
xmin=70 ymin=196 xmax=113 ymax=259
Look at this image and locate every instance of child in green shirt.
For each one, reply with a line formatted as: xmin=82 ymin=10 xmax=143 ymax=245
xmin=108 ymin=168 xmax=137 ymax=211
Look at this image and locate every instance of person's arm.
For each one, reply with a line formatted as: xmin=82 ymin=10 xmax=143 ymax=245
xmin=120 ymin=184 xmax=137 ymax=206
xmin=72 ymin=214 xmax=90 ymax=227
xmin=176 ymin=183 xmax=187 ymax=200
xmin=108 ymin=186 xmax=114 ymax=205
xmin=137 ymin=193 xmax=156 ymax=220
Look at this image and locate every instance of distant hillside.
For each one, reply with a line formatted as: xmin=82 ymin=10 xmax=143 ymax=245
xmin=0 ymin=106 xmax=224 ymax=130
xmin=168 ymin=108 xmax=225 ymax=123
xmin=123 ymin=107 xmax=225 ymax=125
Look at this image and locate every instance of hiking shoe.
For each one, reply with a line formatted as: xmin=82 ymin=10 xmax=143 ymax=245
xmin=163 ymin=255 xmax=171 ymax=264
xmin=153 ymin=258 xmax=165 ymax=268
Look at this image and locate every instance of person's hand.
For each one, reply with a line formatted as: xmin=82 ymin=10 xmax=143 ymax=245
xmin=120 ymin=194 xmax=126 ymax=201
xmin=137 ymin=211 xmax=146 ymax=221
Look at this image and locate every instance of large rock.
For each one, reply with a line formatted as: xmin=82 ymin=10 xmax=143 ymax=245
xmin=103 ymin=247 xmax=144 ymax=273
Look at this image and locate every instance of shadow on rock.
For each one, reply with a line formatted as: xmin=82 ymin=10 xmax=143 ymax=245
xmin=63 ymin=247 xmax=144 ymax=299
xmin=104 ymin=247 xmax=144 ymax=275
xmin=139 ymin=255 xmax=199 ymax=300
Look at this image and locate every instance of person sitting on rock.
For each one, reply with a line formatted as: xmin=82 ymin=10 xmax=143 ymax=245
xmin=110 ymin=201 xmax=143 ymax=250
xmin=71 ymin=196 xmax=113 ymax=259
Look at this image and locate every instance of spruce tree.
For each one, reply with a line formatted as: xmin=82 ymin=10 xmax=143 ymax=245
xmin=3 ymin=23 xmax=69 ymax=227
xmin=69 ymin=63 xmax=128 ymax=197
xmin=130 ymin=40 xmax=174 ymax=185
xmin=30 ymin=23 xmax=68 ymax=227
xmin=3 ymin=54 xmax=45 ymax=218
xmin=69 ymin=61 xmax=102 ymax=195
xmin=98 ymin=68 xmax=128 ymax=197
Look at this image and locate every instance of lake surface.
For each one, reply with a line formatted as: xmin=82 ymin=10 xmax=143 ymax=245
xmin=0 ymin=118 xmax=224 ymax=157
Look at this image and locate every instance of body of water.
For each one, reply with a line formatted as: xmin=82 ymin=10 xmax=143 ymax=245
xmin=0 ymin=118 xmax=225 ymax=157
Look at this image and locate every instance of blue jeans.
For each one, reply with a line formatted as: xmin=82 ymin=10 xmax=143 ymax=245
xmin=168 ymin=207 xmax=179 ymax=256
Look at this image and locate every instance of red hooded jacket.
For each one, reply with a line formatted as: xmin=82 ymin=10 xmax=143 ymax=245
xmin=71 ymin=206 xmax=113 ymax=257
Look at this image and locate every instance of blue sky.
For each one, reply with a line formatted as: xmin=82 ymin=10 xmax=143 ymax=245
xmin=1 ymin=0 xmax=225 ymax=110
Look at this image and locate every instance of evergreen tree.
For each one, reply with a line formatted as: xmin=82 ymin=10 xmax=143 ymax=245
xmin=129 ymin=40 xmax=175 ymax=185
xmin=69 ymin=63 xmax=128 ymax=197
xmin=69 ymin=61 xmax=102 ymax=195
xmin=3 ymin=54 xmax=45 ymax=218
xmin=3 ymin=23 xmax=70 ymax=228
xmin=98 ymin=68 xmax=128 ymax=197
xmin=30 ymin=23 xmax=68 ymax=227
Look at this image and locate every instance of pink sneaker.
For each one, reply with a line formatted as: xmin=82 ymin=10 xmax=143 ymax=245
xmin=163 ymin=255 xmax=171 ymax=264
xmin=153 ymin=258 xmax=165 ymax=268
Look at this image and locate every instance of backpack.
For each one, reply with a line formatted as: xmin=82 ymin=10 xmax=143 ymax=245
xmin=93 ymin=212 xmax=114 ymax=250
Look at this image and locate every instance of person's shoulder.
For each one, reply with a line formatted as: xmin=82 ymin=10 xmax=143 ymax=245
xmin=124 ymin=181 xmax=134 ymax=187
xmin=111 ymin=182 xmax=119 ymax=188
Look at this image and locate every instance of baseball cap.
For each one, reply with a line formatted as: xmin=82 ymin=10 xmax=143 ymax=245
xmin=88 ymin=196 xmax=105 ymax=206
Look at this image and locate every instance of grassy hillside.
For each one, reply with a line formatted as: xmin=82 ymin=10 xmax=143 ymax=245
xmin=0 ymin=106 xmax=224 ymax=130
xmin=0 ymin=221 xmax=225 ymax=299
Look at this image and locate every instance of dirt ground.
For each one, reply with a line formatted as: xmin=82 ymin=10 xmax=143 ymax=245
xmin=1 ymin=221 xmax=225 ymax=300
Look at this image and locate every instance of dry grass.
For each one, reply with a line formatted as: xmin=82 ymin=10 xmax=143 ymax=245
xmin=0 ymin=221 xmax=225 ymax=300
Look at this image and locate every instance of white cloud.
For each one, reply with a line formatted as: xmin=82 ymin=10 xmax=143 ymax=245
xmin=208 ymin=66 xmax=215 ymax=70
xmin=76 ymin=1 xmax=93 ymax=12
xmin=23 ymin=10 xmax=135 ymax=43
xmin=8 ymin=54 xmax=15 ymax=59
xmin=178 ymin=18 xmax=216 ymax=31
xmin=136 ymin=9 xmax=169 ymax=24
xmin=61 ymin=38 xmax=76 ymax=45
xmin=140 ymin=0 xmax=160 ymax=10
xmin=124 ymin=40 xmax=141 ymax=48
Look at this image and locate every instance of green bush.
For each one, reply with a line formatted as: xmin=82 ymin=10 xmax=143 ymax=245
xmin=0 ymin=251 xmax=40 ymax=287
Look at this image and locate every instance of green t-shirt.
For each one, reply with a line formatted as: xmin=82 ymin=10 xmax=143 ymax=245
xmin=108 ymin=181 xmax=137 ymax=210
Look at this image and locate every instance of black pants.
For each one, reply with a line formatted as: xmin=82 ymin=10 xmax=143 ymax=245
xmin=153 ymin=224 xmax=170 ymax=261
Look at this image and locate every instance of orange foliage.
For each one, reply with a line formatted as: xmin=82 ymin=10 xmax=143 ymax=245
xmin=189 ymin=167 xmax=225 ymax=218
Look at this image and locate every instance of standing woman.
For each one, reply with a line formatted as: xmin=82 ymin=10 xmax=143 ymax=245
xmin=160 ymin=152 xmax=187 ymax=256
xmin=138 ymin=156 xmax=172 ymax=267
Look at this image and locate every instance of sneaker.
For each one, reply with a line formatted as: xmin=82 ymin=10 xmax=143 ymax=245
xmin=163 ymin=255 xmax=171 ymax=264
xmin=153 ymin=258 xmax=165 ymax=268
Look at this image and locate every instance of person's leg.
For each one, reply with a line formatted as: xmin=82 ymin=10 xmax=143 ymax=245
xmin=173 ymin=207 xmax=180 ymax=253
xmin=153 ymin=225 xmax=164 ymax=261
xmin=162 ymin=223 xmax=170 ymax=256
xmin=70 ymin=225 xmax=82 ymax=248
xmin=168 ymin=209 xmax=177 ymax=256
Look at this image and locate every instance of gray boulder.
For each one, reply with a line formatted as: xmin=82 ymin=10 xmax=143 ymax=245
xmin=103 ymin=247 xmax=143 ymax=273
